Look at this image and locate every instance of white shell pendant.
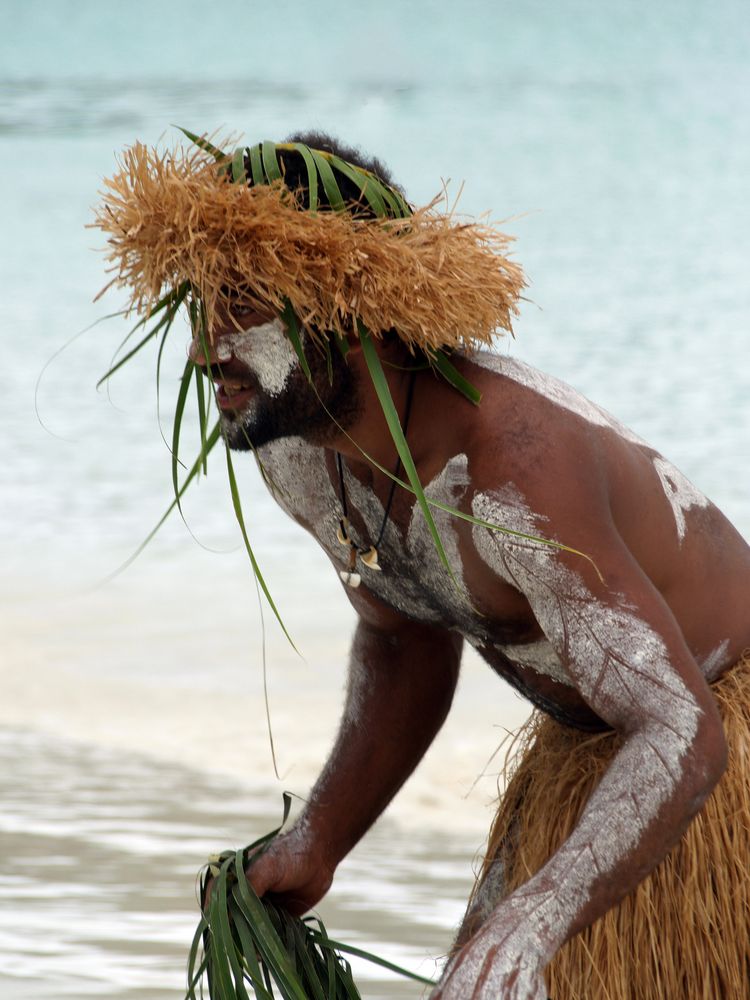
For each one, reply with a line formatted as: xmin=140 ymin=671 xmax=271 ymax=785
xmin=360 ymin=546 xmax=382 ymax=571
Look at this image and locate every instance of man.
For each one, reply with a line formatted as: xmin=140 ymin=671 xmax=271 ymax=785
xmin=101 ymin=132 xmax=750 ymax=998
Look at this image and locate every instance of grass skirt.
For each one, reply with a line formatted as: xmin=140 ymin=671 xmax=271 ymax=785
xmin=472 ymin=652 xmax=750 ymax=1000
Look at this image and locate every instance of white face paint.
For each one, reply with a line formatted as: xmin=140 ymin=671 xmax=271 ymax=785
xmin=218 ymin=318 xmax=298 ymax=397
xmin=652 ymin=456 xmax=710 ymax=544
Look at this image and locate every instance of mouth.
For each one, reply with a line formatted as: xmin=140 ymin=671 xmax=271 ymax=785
xmin=214 ymin=379 xmax=256 ymax=412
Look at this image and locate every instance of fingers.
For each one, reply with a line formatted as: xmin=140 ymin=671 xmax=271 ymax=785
xmin=245 ymin=850 xmax=277 ymax=898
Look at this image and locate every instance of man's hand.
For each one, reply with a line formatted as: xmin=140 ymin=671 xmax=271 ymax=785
xmin=431 ymin=927 xmax=548 ymax=1000
xmin=201 ymin=823 xmax=334 ymax=917
xmin=244 ymin=823 xmax=335 ymax=916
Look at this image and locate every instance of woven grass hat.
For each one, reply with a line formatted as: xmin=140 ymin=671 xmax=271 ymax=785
xmin=94 ymin=128 xmax=526 ymax=363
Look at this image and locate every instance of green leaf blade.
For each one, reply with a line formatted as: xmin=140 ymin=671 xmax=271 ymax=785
xmin=357 ymin=322 xmax=456 ymax=585
xmin=171 ymin=359 xmax=197 ymax=512
xmin=308 ymin=150 xmax=345 ymax=212
xmin=175 ymin=126 xmax=227 ymax=163
xmin=232 ymin=147 xmax=248 ymax=184
xmin=281 ymin=301 xmax=311 ymax=379
xmin=223 ymin=445 xmax=298 ymax=653
xmin=328 ymin=155 xmax=387 ymax=218
xmin=261 ymin=141 xmax=282 ymax=182
xmin=249 ymin=143 xmax=265 ymax=186
xmin=431 ymin=350 xmax=482 ymax=405
xmin=289 ymin=142 xmax=319 ymax=213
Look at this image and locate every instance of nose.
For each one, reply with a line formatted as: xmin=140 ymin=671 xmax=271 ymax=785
xmin=189 ymin=307 xmax=274 ymax=367
xmin=188 ymin=335 xmax=212 ymax=367
xmin=189 ymin=331 xmax=231 ymax=368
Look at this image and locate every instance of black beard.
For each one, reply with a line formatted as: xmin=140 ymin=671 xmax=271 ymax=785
xmin=220 ymin=343 xmax=361 ymax=451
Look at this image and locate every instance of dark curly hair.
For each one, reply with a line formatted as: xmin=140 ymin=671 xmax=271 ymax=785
xmin=243 ymin=130 xmax=404 ymax=217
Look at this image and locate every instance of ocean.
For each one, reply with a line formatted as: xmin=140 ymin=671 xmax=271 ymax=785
xmin=1 ymin=0 xmax=748 ymax=996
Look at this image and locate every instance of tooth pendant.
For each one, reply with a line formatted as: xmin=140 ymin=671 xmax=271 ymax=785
xmin=336 ymin=523 xmax=380 ymax=587
xmin=336 ymin=518 xmax=351 ymax=546
xmin=339 ymin=536 xmax=360 ymax=588
xmin=359 ymin=546 xmax=381 ymax=571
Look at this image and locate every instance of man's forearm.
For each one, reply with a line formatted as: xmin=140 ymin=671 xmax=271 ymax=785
xmin=299 ymin=619 xmax=461 ymax=866
xmin=445 ymin=716 xmax=725 ymax=993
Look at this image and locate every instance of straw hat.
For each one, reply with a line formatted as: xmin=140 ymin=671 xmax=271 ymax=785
xmin=93 ymin=130 xmax=526 ymax=363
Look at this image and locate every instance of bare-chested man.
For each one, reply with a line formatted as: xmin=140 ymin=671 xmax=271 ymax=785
xmin=190 ymin=269 xmax=750 ymax=996
xmin=100 ymin=122 xmax=748 ymax=998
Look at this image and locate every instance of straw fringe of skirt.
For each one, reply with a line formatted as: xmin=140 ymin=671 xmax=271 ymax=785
xmin=472 ymin=651 xmax=750 ymax=1000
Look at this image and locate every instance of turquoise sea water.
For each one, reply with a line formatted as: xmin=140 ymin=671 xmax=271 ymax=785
xmin=1 ymin=1 xmax=748 ymax=996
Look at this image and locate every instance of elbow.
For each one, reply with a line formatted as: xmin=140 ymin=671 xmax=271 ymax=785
xmin=700 ymin=702 xmax=728 ymax=787
xmin=685 ymin=711 xmax=728 ymax=814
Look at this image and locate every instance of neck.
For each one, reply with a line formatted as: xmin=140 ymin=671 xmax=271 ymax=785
xmin=326 ymin=354 xmax=421 ymax=477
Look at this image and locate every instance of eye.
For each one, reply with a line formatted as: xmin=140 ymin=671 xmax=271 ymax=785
xmin=231 ymin=304 xmax=274 ymax=329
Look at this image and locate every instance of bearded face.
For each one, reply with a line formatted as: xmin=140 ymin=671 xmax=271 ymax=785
xmin=196 ymin=315 xmax=361 ymax=451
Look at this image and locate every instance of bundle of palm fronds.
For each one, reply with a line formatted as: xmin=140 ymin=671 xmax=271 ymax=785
xmin=188 ymin=806 xmax=437 ymax=1000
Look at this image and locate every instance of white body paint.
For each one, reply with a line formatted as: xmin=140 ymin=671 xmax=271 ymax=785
xmin=218 ymin=318 xmax=298 ymax=397
xmin=468 ymin=351 xmax=647 ymax=446
xmin=701 ymin=638 xmax=731 ymax=681
xmin=495 ymin=638 xmax=569 ymax=686
xmin=255 ymin=421 xmax=721 ymax=994
xmin=653 ymin=456 xmax=710 ymax=543
xmin=471 ymin=482 xmax=701 ymax=763
xmin=250 ymin=354 xmax=725 ymax=997
xmin=433 ymin=482 xmax=705 ymax=995
xmin=258 ymin=439 xmax=477 ymax=632
xmin=342 ymin=650 xmax=368 ymax=727
xmin=259 ymin=435 xmax=722 ymax=699
xmin=468 ymin=350 xmax=712 ymax=551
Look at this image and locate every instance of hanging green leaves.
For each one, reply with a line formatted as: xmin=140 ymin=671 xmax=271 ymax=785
xmin=357 ymin=321 xmax=457 ymax=584
xmin=187 ymin=800 xmax=438 ymax=999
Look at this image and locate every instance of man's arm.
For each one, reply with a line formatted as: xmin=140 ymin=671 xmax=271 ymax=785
xmin=246 ymin=606 xmax=462 ymax=914
xmin=436 ymin=473 xmax=728 ymax=999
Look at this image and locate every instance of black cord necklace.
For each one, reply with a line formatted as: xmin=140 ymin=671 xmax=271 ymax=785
xmin=335 ymin=370 xmax=417 ymax=588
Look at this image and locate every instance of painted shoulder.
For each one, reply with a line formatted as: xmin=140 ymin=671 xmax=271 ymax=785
xmin=467 ymin=350 xmax=647 ymax=445
xmin=467 ymin=351 xmax=710 ymax=546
